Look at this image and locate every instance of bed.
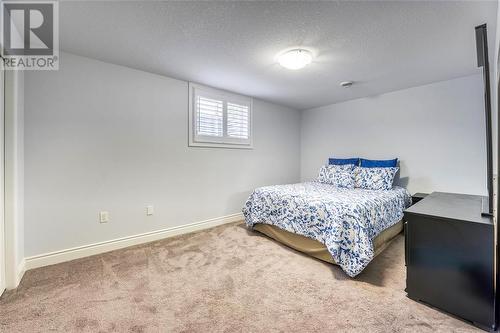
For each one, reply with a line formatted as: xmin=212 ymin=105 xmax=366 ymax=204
xmin=243 ymin=181 xmax=412 ymax=277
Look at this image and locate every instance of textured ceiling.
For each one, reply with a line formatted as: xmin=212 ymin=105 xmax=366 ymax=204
xmin=59 ymin=1 xmax=497 ymax=110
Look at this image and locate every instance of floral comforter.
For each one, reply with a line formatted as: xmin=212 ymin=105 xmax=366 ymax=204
xmin=243 ymin=182 xmax=412 ymax=277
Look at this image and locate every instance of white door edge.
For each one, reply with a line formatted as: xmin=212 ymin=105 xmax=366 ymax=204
xmin=0 ymin=59 xmax=5 ymax=295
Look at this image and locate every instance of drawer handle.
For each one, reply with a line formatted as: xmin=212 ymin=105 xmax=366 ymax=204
xmin=404 ymin=221 xmax=409 ymax=266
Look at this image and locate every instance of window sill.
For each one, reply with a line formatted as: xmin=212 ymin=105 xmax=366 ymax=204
xmin=188 ymin=141 xmax=253 ymax=149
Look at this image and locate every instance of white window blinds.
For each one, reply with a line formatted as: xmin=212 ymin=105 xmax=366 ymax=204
xmin=196 ymin=96 xmax=223 ymax=137
xmin=227 ymin=103 xmax=249 ymax=139
xmin=189 ymin=83 xmax=252 ymax=148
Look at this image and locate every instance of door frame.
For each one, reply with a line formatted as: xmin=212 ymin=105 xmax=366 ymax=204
xmin=0 ymin=56 xmax=5 ymax=295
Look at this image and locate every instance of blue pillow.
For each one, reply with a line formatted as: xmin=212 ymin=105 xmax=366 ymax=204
xmin=329 ymin=157 xmax=360 ymax=166
xmin=360 ymin=158 xmax=398 ymax=168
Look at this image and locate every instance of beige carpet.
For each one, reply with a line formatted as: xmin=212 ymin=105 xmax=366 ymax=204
xmin=0 ymin=222 xmax=480 ymax=332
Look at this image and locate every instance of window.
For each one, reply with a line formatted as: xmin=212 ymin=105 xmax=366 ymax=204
xmin=189 ymin=83 xmax=252 ymax=148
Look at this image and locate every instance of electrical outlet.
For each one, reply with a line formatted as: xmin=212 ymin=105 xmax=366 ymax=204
xmin=146 ymin=205 xmax=154 ymax=216
xmin=99 ymin=211 xmax=109 ymax=223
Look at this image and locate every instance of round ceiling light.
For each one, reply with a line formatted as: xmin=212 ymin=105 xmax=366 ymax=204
xmin=277 ymin=49 xmax=312 ymax=70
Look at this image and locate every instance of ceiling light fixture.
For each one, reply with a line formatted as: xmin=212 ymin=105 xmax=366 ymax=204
xmin=277 ymin=49 xmax=312 ymax=70
xmin=340 ymin=81 xmax=353 ymax=88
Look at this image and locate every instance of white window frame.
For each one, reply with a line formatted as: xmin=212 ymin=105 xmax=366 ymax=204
xmin=188 ymin=82 xmax=253 ymax=149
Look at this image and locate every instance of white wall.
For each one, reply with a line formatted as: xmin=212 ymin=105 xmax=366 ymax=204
xmin=4 ymin=69 xmax=24 ymax=288
xmin=22 ymin=54 xmax=493 ymax=259
xmin=24 ymin=53 xmax=300 ymax=257
xmin=301 ymin=74 xmax=487 ymax=196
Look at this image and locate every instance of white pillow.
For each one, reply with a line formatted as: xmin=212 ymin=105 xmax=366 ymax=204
xmin=354 ymin=167 xmax=399 ymax=190
xmin=317 ymin=164 xmax=355 ymax=188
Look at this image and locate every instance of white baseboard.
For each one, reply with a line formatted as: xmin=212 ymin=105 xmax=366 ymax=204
xmin=25 ymin=213 xmax=244 ymax=271
xmin=16 ymin=259 xmax=25 ymax=287
xmin=5 ymin=258 xmax=26 ymax=290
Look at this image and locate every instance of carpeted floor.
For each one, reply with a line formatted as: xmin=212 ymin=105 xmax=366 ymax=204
xmin=0 ymin=222 xmax=480 ymax=332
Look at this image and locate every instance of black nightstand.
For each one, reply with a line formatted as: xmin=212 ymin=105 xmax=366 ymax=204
xmin=404 ymin=192 xmax=495 ymax=331
xmin=411 ymin=192 xmax=428 ymax=205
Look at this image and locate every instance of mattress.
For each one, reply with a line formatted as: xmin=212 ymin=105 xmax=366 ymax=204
xmin=243 ymin=181 xmax=411 ymax=276
xmin=253 ymin=220 xmax=403 ymax=265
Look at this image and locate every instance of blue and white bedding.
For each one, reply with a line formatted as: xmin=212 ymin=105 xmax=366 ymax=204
xmin=243 ymin=182 xmax=411 ymax=277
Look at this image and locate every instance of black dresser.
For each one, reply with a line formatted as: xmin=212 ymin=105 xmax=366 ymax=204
xmin=404 ymin=192 xmax=495 ymax=331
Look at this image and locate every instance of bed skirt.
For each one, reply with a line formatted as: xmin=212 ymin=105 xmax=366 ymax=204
xmin=253 ymin=220 xmax=403 ymax=265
